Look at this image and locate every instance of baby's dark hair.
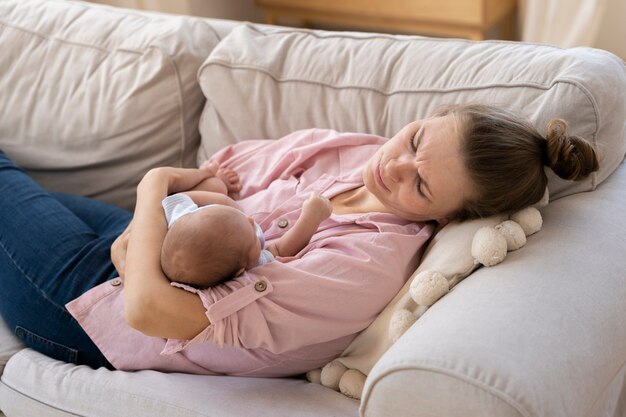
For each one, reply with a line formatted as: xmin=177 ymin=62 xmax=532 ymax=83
xmin=435 ymin=104 xmax=599 ymax=220
xmin=161 ymin=207 xmax=247 ymax=287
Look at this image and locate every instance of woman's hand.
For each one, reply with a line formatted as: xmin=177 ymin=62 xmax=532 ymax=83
xmin=111 ymin=221 xmax=131 ymax=281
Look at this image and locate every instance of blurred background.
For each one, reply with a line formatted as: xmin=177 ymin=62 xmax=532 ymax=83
xmin=86 ymin=0 xmax=625 ymax=59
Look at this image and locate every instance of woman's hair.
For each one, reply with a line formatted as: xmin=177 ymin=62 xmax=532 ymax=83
xmin=435 ymin=104 xmax=599 ymax=220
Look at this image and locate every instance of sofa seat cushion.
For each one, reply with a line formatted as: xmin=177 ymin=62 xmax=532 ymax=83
xmin=0 ymin=0 xmax=221 ymax=210
xmin=0 ymin=349 xmax=358 ymax=417
xmin=0 ymin=320 xmax=24 ymax=378
xmin=197 ymin=23 xmax=626 ymax=201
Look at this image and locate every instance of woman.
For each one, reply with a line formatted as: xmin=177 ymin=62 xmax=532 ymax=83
xmin=0 ymin=105 xmax=598 ymax=375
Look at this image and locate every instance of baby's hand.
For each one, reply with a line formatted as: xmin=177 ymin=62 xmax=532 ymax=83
xmin=301 ymin=194 xmax=333 ymax=224
xmin=216 ymin=167 xmax=242 ymax=197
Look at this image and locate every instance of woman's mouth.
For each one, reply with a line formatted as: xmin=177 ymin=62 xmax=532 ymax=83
xmin=376 ymin=160 xmax=391 ymax=192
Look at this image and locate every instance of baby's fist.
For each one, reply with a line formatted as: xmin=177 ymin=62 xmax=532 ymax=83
xmin=302 ymin=194 xmax=333 ymax=222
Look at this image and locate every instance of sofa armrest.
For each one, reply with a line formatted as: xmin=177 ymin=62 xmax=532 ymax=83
xmin=362 ymin=163 xmax=626 ymax=417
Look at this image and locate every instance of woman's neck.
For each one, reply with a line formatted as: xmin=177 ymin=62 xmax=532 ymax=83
xmin=330 ymin=186 xmax=389 ymax=215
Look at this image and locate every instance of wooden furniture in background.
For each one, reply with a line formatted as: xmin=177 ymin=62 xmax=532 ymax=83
xmin=256 ymin=0 xmax=517 ymax=40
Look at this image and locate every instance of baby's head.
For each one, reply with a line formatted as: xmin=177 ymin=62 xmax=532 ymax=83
xmin=161 ymin=205 xmax=262 ymax=287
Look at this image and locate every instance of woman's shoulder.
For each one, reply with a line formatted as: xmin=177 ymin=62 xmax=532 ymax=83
xmin=302 ymin=128 xmax=387 ymax=145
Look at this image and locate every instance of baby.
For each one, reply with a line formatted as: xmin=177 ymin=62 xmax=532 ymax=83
xmin=160 ymin=166 xmax=332 ymax=288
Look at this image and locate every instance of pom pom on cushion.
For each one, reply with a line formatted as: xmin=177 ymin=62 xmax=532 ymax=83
xmin=321 ymin=360 xmax=348 ymax=391
xmin=306 ymin=369 xmax=322 ymax=384
xmin=339 ymin=369 xmax=367 ymax=400
xmin=511 ymin=207 xmax=543 ymax=236
xmin=409 ymin=270 xmax=449 ymax=306
xmin=495 ymin=220 xmax=527 ymax=251
xmin=389 ymin=309 xmax=418 ymax=343
xmin=472 ymin=226 xmax=508 ymax=266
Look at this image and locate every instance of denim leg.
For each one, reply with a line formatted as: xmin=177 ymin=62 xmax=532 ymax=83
xmin=50 ymin=192 xmax=132 ymax=237
xmin=0 ymin=151 xmax=125 ymax=368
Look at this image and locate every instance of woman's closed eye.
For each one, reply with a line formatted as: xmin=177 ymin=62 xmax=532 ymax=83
xmin=409 ymin=127 xmax=424 ymax=152
xmin=416 ymin=176 xmax=428 ymax=199
xmin=408 ymin=128 xmax=429 ymax=200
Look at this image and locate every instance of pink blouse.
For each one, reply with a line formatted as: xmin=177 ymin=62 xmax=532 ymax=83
xmin=66 ymin=129 xmax=434 ymax=377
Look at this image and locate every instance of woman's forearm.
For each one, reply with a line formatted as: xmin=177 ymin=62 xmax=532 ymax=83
xmin=124 ymin=169 xmax=169 ymax=321
xmin=124 ymin=168 xmax=210 ymax=339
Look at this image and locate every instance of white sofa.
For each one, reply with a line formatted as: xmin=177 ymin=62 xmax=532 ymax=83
xmin=1 ymin=1 xmax=625 ymax=416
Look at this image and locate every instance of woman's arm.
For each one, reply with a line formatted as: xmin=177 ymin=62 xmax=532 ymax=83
xmin=110 ymin=220 xmax=132 ymax=280
xmin=124 ymin=167 xmax=214 ymax=339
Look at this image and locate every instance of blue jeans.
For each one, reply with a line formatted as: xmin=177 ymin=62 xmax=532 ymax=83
xmin=0 ymin=150 xmax=132 ymax=369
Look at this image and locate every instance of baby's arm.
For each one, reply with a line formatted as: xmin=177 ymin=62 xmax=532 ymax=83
xmin=267 ymin=194 xmax=332 ymax=257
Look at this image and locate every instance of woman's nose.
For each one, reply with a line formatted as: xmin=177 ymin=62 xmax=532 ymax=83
xmin=387 ymin=157 xmax=415 ymax=183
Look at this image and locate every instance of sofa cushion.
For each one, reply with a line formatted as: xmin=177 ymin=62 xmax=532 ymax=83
xmin=0 ymin=320 xmax=24 ymax=378
xmin=0 ymin=0 xmax=220 ymax=210
xmin=197 ymin=23 xmax=626 ymax=201
xmin=0 ymin=349 xmax=358 ymax=417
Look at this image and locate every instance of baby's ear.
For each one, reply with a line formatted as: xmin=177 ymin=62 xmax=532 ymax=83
xmin=436 ymin=218 xmax=449 ymax=225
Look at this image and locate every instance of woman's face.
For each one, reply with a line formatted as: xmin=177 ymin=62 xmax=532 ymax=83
xmin=363 ymin=114 xmax=475 ymax=223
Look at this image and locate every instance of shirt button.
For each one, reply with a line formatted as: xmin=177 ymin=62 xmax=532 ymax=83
xmin=254 ymin=281 xmax=267 ymax=292
xmin=110 ymin=278 xmax=122 ymax=287
xmin=277 ymin=219 xmax=289 ymax=228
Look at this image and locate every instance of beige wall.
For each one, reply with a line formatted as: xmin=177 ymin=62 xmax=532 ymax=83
xmin=88 ymin=0 xmax=623 ymax=59
xmin=595 ymin=0 xmax=626 ymax=59
xmin=87 ymin=0 xmax=264 ymax=22
xmin=187 ymin=0 xmax=263 ymax=22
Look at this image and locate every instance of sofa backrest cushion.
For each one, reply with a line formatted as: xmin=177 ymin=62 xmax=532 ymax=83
xmin=198 ymin=23 xmax=626 ymax=200
xmin=0 ymin=0 xmax=221 ymax=210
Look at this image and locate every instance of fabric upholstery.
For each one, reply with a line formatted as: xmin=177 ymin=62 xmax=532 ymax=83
xmin=0 ymin=349 xmax=358 ymax=417
xmin=0 ymin=0 xmax=220 ymax=210
xmin=0 ymin=321 xmax=23 ymax=377
xmin=198 ymin=23 xmax=626 ymax=200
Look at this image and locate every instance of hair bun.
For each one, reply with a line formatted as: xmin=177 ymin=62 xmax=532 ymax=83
xmin=544 ymin=119 xmax=599 ymax=180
